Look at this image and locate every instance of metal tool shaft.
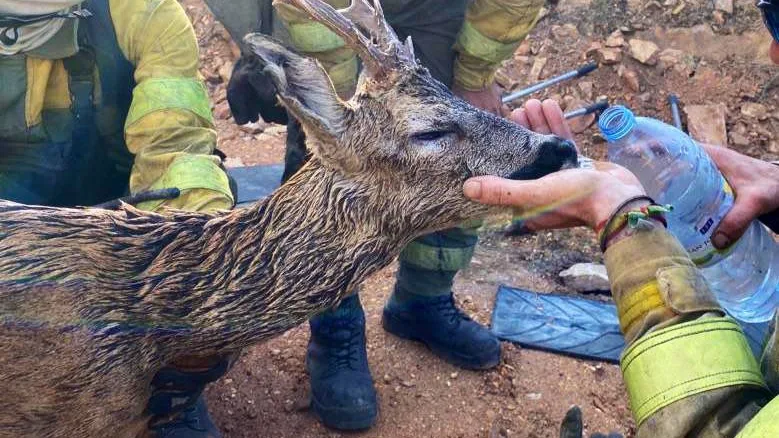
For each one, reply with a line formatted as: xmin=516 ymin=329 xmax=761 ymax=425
xmin=502 ymin=62 xmax=598 ymax=104
xmin=668 ymin=94 xmax=683 ymax=130
xmin=564 ymin=100 xmax=609 ymax=120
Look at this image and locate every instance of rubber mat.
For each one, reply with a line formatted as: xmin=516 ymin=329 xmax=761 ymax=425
xmin=227 ymin=164 xmax=284 ymax=207
xmin=490 ymin=285 xmax=770 ymax=363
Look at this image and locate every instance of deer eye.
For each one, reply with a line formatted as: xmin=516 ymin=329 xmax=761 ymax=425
xmin=411 ymin=129 xmax=454 ymax=142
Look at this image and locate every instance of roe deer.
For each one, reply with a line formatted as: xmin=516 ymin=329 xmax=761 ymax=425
xmin=0 ymin=0 xmax=577 ymax=436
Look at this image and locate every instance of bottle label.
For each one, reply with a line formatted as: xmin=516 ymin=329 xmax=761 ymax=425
xmin=687 ymin=178 xmax=736 ymax=267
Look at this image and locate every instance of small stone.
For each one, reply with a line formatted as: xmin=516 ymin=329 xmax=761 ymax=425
xmin=622 ymin=68 xmax=640 ymax=92
xmin=383 ymin=374 xmax=392 ymax=384
xmin=218 ymin=61 xmax=234 ymax=84
xmin=526 ymin=392 xmax=542 ymax=400
xmin=585 ymin=42 xmax=603 ymax=58
xmin=605 ymin=30 xmax=625 ymax=48
xmin=578 ymin=81 xmax=594 ymax=99
xmin=730 ymin=132 xmax=750 ymax=147
xmin=401 ymin=380 xmax=415 ymax=388
xmin=671 ymin=2 xmax=685 ymax=15
xmin=714 ymin=0 xmax=733 ymax=14
xmin=516 ymin=39 xmax=531 ymax=56
xmin=628 ymin=39 xmax=659 ymax=64
xmin=741 ymin=102 xmax=769 ymax=120
xmin=684 ymin=104 xmax=728 ymax=145
xmin=450 ymin=372 xmax=459 ymax=379
xmin=596 ymin=47 xmax=622 ymax=65
xmin=551 ymin=24 xmax=579 ymax=40
xmin=270 ymin=348 xmax=281 ymax=356
xmin=529 ymin=57 xmax=548 ymax=80
xmin=224 ymin=157 xmax=245 ymax=168
xmin=559 ymin=263 xmax=610 ymax=292
xmin=657 ymin=48 xmax=693 ymax=75
xmin=239 ymin=121 xmax=266 ymax=135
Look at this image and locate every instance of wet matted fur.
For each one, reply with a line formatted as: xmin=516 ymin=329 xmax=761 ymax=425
xmin=0 ymin=1 xmax=577 ymax=436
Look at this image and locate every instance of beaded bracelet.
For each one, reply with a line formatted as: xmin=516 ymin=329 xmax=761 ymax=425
xmin=595 ymin=196 xmax=673 ymax=252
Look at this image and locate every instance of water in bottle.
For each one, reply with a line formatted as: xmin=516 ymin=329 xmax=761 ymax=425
xmin=597 ymin=105 xmax=778 ymax=323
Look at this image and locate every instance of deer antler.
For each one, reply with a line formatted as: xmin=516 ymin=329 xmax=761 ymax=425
xmin=273 ymin=0 xmax=416 ymax=83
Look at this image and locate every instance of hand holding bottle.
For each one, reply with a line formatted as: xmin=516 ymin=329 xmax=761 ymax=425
xmin=702 ymin=144 xmax=779 ymax=249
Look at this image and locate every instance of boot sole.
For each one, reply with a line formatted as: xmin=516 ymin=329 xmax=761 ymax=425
xmin=310 ymin=396 xmax=377 ymax=431
xmin=381 ymin=309 xmax=501 ymax=371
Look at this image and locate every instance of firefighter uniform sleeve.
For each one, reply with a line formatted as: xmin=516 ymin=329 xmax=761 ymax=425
xmin=109 ymin=0 xmax=234 ymax=213
xmin=274 ymin=0 xmax=358 ymax=97
xmin=453 ymin=0 xmax=544 ymax=91
xmin=602 ymin=225 xmax=775 ymax=438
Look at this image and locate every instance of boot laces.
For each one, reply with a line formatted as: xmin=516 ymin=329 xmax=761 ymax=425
xmin=325 ymin=318 xmax=364 ymax=370
xmin=430 ymin=295 xmax=472 ymax=325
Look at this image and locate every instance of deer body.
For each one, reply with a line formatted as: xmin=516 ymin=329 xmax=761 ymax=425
xmin=0 ymin=1 xmax=577 ymax=436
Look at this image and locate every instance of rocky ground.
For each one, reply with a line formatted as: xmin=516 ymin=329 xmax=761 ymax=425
xmin=179 ymin=0 xmax=778 ymax=436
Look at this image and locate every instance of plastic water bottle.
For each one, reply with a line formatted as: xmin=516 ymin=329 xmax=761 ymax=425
xmin=597 ymin=105 xmax=778 ymax=323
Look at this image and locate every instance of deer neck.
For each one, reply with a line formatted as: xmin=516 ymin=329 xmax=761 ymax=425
xmin=164 ymin=160 xmax=411 ymax=356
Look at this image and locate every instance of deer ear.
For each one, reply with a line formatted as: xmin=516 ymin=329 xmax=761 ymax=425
xmin=242 ymin=34 xmax=347 ymax=142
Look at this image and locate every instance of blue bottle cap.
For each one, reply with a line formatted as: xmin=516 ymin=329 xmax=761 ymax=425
xmin=598 ymin=105 xmax=636 ymax=142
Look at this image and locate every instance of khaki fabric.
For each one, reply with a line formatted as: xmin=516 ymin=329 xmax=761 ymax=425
xmin=16 ymin=0 xmax=232 ymax=212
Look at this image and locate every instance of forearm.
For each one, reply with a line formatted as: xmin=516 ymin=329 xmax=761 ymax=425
xmin=126 ymin=110 xmax=234 ymax=213
xmin=113 ymin=0 xmax=234 ymax=213
xmin=602 ymin=218 xmax=771 ymax=437
xmin=453 ymin=0 xmax=544 ymax=91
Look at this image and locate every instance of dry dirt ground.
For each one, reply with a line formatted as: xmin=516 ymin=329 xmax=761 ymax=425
xmin=179 ymin=0 xmax=778 ymax=436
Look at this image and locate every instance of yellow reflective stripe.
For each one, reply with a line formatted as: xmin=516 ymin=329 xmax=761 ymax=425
xmin=287 ymin=22 xmax=346 ymax=53
xmin=399 ymin=241 xmax=475 ymax=272
xmin=736 ymin=397 xmax=779 ymax=438
xmin=456 ymin=21 xmax=521 ymax=64
xmin=618 ymin=281 xmax=665 ymax=335
xmin=126 ymin=78 xmax=213 ymax=128
xmin=621 ymin=317 xmax=767 ymax=427
xmin=135 ymin=155 xmax=233 ymax=211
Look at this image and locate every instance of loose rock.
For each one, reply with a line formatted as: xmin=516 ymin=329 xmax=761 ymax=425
xmin=730 ymin=132 xmax=751 ymax=148
xmin=559 ymin=263 xmax=610 ymax=292
xmin=741 ymin=102 xmax=768 ymax=120
xmin=618 ymin=65 xmax=640 ymax=92
xmin=684 ymin=104 xmax=728 ymax=145
xmin=529 ymin=57 xmax=548 ymax=80
xmin=239 ymin=121 xmax=266 ymax=135
xmin=605 ymin=30 xmax=625 ymax=48
xmin=218 ymin=61 xmax=233 ymax=84
xmin=628 ymin=39 xmax=659 ymax=64
xmin=223 ymin=156 xmax=245 ymax=168
xmin=596 ymin=47 xmax=622 ymax=65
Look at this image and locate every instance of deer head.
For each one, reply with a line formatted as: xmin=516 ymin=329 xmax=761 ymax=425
xmin=244 ymin=0 xmax=578 ymax=234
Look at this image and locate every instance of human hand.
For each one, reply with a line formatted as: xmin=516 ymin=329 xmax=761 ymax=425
xmin=509 ymin=99 xmax=575 ymax=142
xmin=702 ymin=144 xmax=779 ymax=248
xmin=453 ymin=81 xmax=507 ymax=117
xmin=227 ymin=54 xmax=289 ymax=125
xmin=464 ymin=98 xmax=645 ymax=232
xmin=463 ymin=161 xmax=646 ymax=232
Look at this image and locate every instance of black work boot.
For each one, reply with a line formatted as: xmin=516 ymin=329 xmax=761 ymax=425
xmin=147 ymin=357 xmax=231 ymax=438
xmin=383 ymin=287 xmax=501 ymax=370
xmin=307 ymin=294 xmax=378 ymax=430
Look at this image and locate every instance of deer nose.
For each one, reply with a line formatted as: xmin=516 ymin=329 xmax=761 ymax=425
xmin=508 ymin=136 xmax=579 ymax=180
xmin=536 ymin=136 xmax=578 ymax=170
